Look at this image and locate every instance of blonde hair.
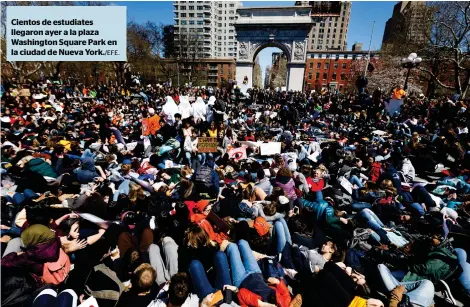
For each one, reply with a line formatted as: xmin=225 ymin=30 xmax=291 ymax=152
xmin=129 ymin=183 xmax=145 ymax=203
xmin=184 ymin=226 xmax=212 ymax=249
xmin=134 ymin=263 xmax=156 ymax=291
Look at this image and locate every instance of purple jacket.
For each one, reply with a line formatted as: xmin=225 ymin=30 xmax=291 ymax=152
xmin=1 ymin=237 xmax=61 ymax=277
xmin=276 ymin=177 xmax=297 ymax=200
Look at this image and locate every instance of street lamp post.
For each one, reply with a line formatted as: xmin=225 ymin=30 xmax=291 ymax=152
xmin=177 ymin=56 xmax=180 ymax=87
xmin=401 ymin=53 xmax=422 ymax=90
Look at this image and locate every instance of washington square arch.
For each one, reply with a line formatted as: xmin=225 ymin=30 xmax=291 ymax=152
xmin=234 ymin=6 xmax=313 ymax=91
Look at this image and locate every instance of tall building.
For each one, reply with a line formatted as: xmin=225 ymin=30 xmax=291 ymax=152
xmin=382 ymin=1 xmax=430 ymax=48
xmin=173 ymin=1 xmax=242 ymax=59
xmin=296 ymin=1 xmax=351 ymax=51
xmin=163 ymin=25 xmax=175 ymax=58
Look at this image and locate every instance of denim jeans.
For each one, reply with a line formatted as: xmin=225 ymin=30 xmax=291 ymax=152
xmin=378 ymin=264 xmax=434 ymax=307
xmin=356 ymin=209 xmax=390 ymax=244
xmin=349 ymin=175 xmax=363 ymax=188
xmin=313 ymin=190 xmax=323 ymax=202
xmin=455 ymin=248 xmax=470 ymax=294
xmin=189 ymin=251 xmax=232 ymax=299
xmin=351 ymin=202 xmax=372 ymax=212
xmin=407 ymin=202 xmax=425 ymax=217
xmin=273 ymin=218 xmax=292 ymax=254
xmin=412 ymin=186 xmax=438 ymax=209
xmin=113 ymin=179 xmax=130 ymax=202
xmin=226 ymin=240 xmax=261 ymax=288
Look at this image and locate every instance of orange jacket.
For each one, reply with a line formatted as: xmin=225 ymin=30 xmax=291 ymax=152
xmin=191 ymin=214 xmax=228 ymax=245
xmin=237 ymin=280 xmax=291 ymax=307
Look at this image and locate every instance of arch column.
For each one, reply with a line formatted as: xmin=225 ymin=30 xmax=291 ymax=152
xmin=287 ymin=62 xmax=306 ymax=91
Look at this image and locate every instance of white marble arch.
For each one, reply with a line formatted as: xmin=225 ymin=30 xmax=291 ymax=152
xmin=234 ymin=6 xmax=313 ymax=91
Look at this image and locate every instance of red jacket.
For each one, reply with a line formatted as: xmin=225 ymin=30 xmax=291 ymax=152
xmin=369 ymin=162 xmax=382 ymax=182
xmin=238 ymin=280 xmax=291 ymax=307
xmin=306 ymin=177 xmax=325 ymax=192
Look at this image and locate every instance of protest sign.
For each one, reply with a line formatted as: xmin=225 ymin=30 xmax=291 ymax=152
xmin=228 ymin=146 xmax=247 ymax=161
xmin=260 ymin=142 xmax=282 ymax=155
xmin=386 ymin=99 xmax=403 ymax=116
xmin=198 ymin=137 xmax=218 ymax=153
xmin=19 ymin=88 xmax=31 ymax=97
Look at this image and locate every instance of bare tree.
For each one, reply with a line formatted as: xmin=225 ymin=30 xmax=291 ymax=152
xmin=269 ymin=55 xmax=287 ymax=89
xmin=173 ymin=31 xmax=207 ymax=86
xmin=253 ymin=58 xmax=262 ymax=88
xmin=418 ymin=1 xmax=470 ymax=97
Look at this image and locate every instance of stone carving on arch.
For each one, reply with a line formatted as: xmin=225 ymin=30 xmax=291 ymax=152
xmin=294 ymin=41 xmax=306 ymax=61
xmin=238 ymin=41 xmax=249 ymax=60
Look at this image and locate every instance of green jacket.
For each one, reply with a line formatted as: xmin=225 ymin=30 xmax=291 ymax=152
xmin=27 ymin=158 xmax=58 ymax=178
xmin=403 ymin=247 xmax=459 ymax=283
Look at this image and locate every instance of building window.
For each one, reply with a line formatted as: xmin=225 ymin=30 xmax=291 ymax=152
xmin=325 ymin=63 xmax=329 ymax=69
xmin=230 ymin=3 xmax=235 ymax=7
xmin=323 ymin=73 xmax=327 ymax=80
xmin=197 ymin=13 xmax=203 ymax=17
xmin=228 ymin=36 xmax=234 ymax=39
xmin=180 ymin=6 xmax=186 ymax=10
xmin=188 ymin=6 xmax=194 ymax=10
xmin=334 ymin=62 xmax=338 ymax=69
xmin=344 ymin=54 xmax=348 ymax=59
xmin=340 ymin=74 xmax=345 ymax=81
xmin=181 ymin=20 xmax=187 ymax=25
xmin=317 ymin=63 xmax=321 ymax=68
xmin=308 ymin=73 xmax=312 ymax=80
xmin=309 ymin=62 xmax=313 ymax=69
xmin=332 ymin=73 xmax=337 ymax=80
xmin=317 ymin=45 xmax=322 ymax=50
xmin=197 ymin=6 xmax=203 ymax=10
xmin=197 ymin=21 xmax=203 ymax=25
xmin=229 ymin=10 xmax=234 ymax=14
xmin=342 ymin=63 xmax=347 ymax=69
xmin=229 ymin=29 xmax=234 ymax=33
xmin=318 ymin=54 xmax=322 ymax=59
xmin=189 ymin=20 xmax=194 ymax=25
xmin=219 ymin=4 xmax=222 ymax=7
xmin=197 ymin=28 xmax=203 ymax=32
xmin=316 ymin=72 xmax=320 ymax=80
xmin=180 ymin=13 xmax=186 ymax=17
xmin=189 ymin=13 xmax=194 ymax=17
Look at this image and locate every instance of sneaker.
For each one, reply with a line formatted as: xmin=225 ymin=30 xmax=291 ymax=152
xmin=439 ymin=280 xmax=456 ymax=305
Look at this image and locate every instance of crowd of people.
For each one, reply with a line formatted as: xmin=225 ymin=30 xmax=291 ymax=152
xmin=1 ymin=79 xmax=470 ymax=307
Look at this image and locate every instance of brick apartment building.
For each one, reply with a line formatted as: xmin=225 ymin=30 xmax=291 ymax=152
xmin=165 ymin=58 xmax=236 ymax=88
xmin=304 ymin=48 xmax=379 ymax=93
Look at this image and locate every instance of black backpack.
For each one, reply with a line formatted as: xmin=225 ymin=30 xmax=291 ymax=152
xmin=194 ymin=165 xmax=213 ymax=188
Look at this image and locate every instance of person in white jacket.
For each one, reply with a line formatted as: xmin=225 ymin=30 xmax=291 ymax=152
xmin=192 ymin=97 xmax=207 ymax=123
xmin=400 ymin=156 xmax=416 ymax=183
xmin=178 ymin=95 xmax=193 ymax=120
xmin=162 ymin=96 xmax=179 ymax=126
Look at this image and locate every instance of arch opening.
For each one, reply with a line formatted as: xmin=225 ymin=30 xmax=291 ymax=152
xmin=253 ymin=46 xmax=288 ymax=90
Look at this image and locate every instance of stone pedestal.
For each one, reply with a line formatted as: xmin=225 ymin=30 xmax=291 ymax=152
xmin=235 ymin=63 xmax=253 ymax=89
xmin=287 ymin=63 xmax=306 ymax=91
